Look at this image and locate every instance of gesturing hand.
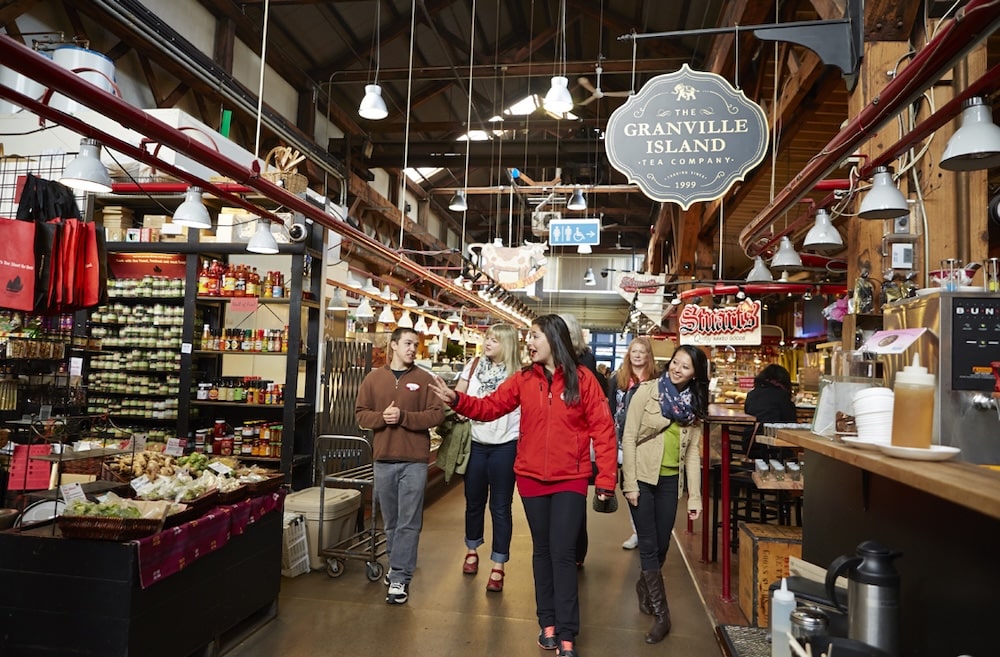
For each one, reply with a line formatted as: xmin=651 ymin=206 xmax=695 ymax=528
xmin=428 ymin=376 xmax=457 ymax=405
xmin=382 ymin=401 xmax=401 ymax=425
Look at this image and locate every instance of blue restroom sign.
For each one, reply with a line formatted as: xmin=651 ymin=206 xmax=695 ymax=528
xmin=549 ymin=218 xmax=601 ymax=246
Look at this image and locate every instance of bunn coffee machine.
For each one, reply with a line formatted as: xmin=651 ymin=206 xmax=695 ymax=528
xmin=881 ymin=291 xmax=1000 ymax=464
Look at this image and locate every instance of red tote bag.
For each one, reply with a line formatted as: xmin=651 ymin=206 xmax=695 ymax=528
xmin=0 ymin=217 xmax=37 ymax=311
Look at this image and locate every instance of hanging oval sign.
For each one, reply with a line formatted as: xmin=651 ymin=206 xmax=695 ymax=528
xmin=605 ymin=64 xmax=769 ymax=209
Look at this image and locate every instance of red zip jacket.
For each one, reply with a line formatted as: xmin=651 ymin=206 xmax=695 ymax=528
xmin=452 ymin=363 xmax=617 ymax=492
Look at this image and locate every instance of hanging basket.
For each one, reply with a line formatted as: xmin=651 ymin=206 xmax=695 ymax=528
xmin=262 ymin=146 xmax=308 ymax=194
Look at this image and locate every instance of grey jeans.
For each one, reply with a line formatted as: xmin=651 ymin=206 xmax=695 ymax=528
xmin=374 ymin=460 xmax=427 ymax=585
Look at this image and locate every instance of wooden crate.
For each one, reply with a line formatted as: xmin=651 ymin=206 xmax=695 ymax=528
xmin=738 ymin=522 xmax=802 ymax=628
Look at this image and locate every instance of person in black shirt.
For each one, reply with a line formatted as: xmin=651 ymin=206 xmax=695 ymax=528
xmin=742 ymin=364 xmax=797 ymax=459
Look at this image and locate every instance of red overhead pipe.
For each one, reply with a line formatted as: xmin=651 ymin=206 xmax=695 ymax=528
xmin=111 ymin=182 xmax=256 ymax=194
xmin=0 ymin=36 xmax=524 ymax=325
xmin=739 ymin=0 xmax=1000 ymax=256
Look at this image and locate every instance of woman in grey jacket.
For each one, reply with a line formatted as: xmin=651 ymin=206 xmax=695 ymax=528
xmin=620 ymin=344 xmax=709 ymax=644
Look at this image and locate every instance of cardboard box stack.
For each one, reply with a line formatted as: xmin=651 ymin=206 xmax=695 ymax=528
xmin=98 ymin=206 xmax=134 ymax=242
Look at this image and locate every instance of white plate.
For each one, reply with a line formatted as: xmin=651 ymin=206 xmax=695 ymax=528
xmin=840 ymin=436 xmax=888 ymax=450
xmin=877 ymin=444 xmax=961 ymax=461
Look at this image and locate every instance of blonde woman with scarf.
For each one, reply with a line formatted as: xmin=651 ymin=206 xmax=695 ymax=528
xmin=455 ymin=323 xmax=522 ymax=592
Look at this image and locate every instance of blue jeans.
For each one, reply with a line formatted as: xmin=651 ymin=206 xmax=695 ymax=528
xmin=375 ymin=461 xmax=427 ymax=585
xmin=463 ymin=440 xmax=517 ymax=563
xmin=521 ymin=491 xmax=587 ymax=644
xmin=628 ymin=474 xmax=679 ymax=571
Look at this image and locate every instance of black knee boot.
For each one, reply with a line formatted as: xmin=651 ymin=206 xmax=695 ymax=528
xmin=641 ymin=570 xmax=671 ymax=643
xmin=635 ymin=575 xmax=651 ymax=615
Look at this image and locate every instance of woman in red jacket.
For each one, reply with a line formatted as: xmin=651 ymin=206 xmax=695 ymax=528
xmin=430 ymin=314 xmax=617 ymax=657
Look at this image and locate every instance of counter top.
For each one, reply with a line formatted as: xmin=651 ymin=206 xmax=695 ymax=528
xmin=775 ymin=430 xmax=1000 ymax=521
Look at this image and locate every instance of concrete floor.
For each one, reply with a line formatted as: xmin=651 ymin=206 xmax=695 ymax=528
xmin=226 ymin=479 xmax=723 ymax=657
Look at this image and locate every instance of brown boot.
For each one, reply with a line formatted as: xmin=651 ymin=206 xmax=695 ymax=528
xmin=635 ymin=576 xmax=652 ymax=615
xmin=641 ymin=570 xmax=671 ymax=643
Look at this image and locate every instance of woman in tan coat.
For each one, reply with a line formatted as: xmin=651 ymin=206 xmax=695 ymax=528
xmin=620 ymin=344 xmax=709 ymax=644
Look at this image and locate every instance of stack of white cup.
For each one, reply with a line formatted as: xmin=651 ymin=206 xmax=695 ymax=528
xmin=851 ymin=387 xmax=894 ymax=444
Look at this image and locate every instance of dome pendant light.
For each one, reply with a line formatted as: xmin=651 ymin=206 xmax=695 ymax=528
xmin=59 ymin=138 xmax=112 ymax=193
xmin=803 ymin=208 xmax=844 ymax=252
xmin=940 ymin=96 xmax=1000 ymax=171
xmin=746 ymin=256 xmax=774 ymax=282
xmin=566 ymin=187 xmax=587 ymax=211
xmin=172 ymin=187 xmax=213 ymax=229
xmin=583 ymin=267 xmax=596 ymax=286
xmin=448 ymin=190 xmax=468 ymax=212
xmin=246 ymin=220 xmax=280 ymax=254
xmin=770 ymin=236 xmax=803 ymax=269
xmin=327 ymin=288 xmax=349 ymax=311
xmin=858 ymin=166 xmax=909 ymax=219
xmin=358 ymin=0 xmax=388 ymax=121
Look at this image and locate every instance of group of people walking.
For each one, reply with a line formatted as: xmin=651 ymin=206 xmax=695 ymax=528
xmin=356 ymin=315 xmax=712 ymax=657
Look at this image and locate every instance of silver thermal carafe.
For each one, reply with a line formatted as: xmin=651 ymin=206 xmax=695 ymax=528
xmin=825 ymin=541 xmax=901 ymax=657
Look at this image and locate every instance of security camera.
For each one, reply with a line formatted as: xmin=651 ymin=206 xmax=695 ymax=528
xmin=600 ymin=269 xmax=609 ymax=278
xmin=288 ymin=223 xmax=308 ymax=243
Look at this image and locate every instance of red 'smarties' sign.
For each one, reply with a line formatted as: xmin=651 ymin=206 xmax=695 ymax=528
xmin=678 ymin=299 xmax=762 ymax=346
xmin=618 ymin=274 xmax=663 ymax=294
xmin=605 ymin=64 xmax=769 ymax=209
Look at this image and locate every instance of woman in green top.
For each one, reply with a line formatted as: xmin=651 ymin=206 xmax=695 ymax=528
xmin=620 ymin=345 xmax=709 ymax=644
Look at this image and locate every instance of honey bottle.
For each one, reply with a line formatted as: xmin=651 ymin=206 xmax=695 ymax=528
xmin=890 ymin=353 xmax=936 ymax=449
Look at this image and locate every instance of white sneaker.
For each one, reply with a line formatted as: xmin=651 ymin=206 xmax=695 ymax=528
xmin=622 ymin=534 xmax=638 ymax=550
xmin=386 ymin=582 xmax=408 ymax=605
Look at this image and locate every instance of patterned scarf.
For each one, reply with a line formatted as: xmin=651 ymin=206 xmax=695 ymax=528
xmin=475 ymin=357 xmax=507 ymax=395
xmin=658 ymin=371 xmax=695 ymax=426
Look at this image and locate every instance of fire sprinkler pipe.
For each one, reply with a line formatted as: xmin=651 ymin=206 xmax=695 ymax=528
xmin=739 ymin=0 xmax=1000 ymax=256
xmin=0 ymin=36 xmax=525 ymax=326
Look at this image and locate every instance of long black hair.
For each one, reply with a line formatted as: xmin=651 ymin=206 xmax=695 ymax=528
xmin=670 ymin=344 xmax=711 ymax=420
xmin=531 ymin=314 xmax=582 ymax=404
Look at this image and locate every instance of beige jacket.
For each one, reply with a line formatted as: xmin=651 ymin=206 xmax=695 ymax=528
xmin=620 ymin=379 xmax=703 ymax=513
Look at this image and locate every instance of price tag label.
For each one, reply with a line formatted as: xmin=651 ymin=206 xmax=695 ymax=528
xmin=60 ymin=482 xmax=87 ymax=504
xmin=230 ymin=296 xmax=259 ymax=313
xmin=164 ymin=438 xmax=184 ymax=456
xmin=132 ymin=434 xmax=147 ymax=452
xmin=209 ymin=461 xmax=233 ymax=476
xmin=181 ymin=342 xmax=192 ymax=354
xmin=69 ymin=356 xmax=83 ymax=377
xmin=130 ymin=474 xmax=150 ymax=492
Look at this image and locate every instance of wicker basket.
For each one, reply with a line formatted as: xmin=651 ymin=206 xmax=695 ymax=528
xmin=246 ymin=472 xmax=285 ymax=496
xmin=262 ymin=146 xmax=307 ymax=193
xmin=56 ymin=515 xmax=163 ymax=541
xmin=217 ymin=485 xmax=250 ymax=505
xmin=62 ymin=455 xmax=106 ymax=476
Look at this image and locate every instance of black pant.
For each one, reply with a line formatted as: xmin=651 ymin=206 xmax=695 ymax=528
xmin=521 ymin=491 xmax=587 ymax=644
xmin=628 ymin=474 xmax=680 ymax=571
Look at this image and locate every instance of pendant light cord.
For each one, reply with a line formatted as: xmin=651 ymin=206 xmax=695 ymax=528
xmin=398 ymin=0 xmax=417 ymax=246
xmin=253 ymin=0 xmax=271 ymax=158
xmin=459 ymin=0 xmax=478 ymax=256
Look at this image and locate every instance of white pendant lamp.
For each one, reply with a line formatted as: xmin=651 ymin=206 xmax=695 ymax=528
xmin=355 ymin=297 xmax=375 ymax=322
xmin=358 ymin=84 xmax=388 ymax=120
xmin=379 ymin=284 xmax=397 ymax=301
xmin=413 ymin=314 xmax=429 ymax=333
xmin=566 ymin=187 xmax=587 ymax=211
xmin=377 ymin=304 xmax=396 ymax=325
xmin=446 ymin=310 xmax=463 ymax=325
xmin=583 ymin=267 xmax=596 ymax=286
xmin=577 ymin=243 xmax=592 ymax=254
xmin=746 ymin=256 xmax=774 ymax=282
xmin=362 ymin=278 xmax=380 ymax=295
xmin=397 ymin=311 xmax=413 ymax=328
xmin=428 ymin=319 xmax=442 ymax=336
xmin=940 ymin=96 xmax=1000 ymax=171
xmin=345 ymin=271 xmax=362 ymax=288
xmin=60 ymin=138 xmax=112 ymax=193
xmin=402 ymin=292 xmax=418 ymax=307
xmin=770 ymin=236 xmax=803 ymax=269
xmin=327 ymin=288 xmax=349 ymax=311
xmin=858 ymin=166 xmax=909 ymax=219
xmin=544 ymin=76 xmax=574 ymax=114
xmin=171 ymin=187 xmax=213 ymax=229
xmin=448 ymin=190 xmax=468 ymax=212
xmin=803 ymin=208 xmax=844 ymax=252
xmin=358 ymin=1 xmax=388 ymax=120
xmin=246 ymin=220 xmax=280 ymax=254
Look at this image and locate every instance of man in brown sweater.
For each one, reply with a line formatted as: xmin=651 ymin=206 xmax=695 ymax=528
xmin=356 ymin=327 xmax=444 ymax=605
